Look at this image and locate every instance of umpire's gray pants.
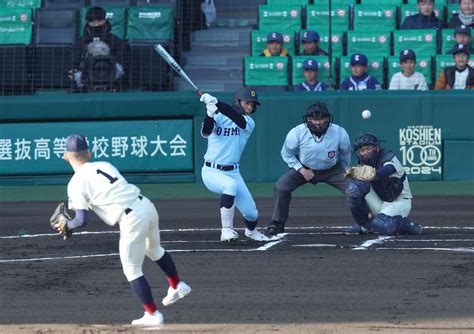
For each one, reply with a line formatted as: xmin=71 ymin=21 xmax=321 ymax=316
xmin=271 ymin=163 xmax=349 ymax=223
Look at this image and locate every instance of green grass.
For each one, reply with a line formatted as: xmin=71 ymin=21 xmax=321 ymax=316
xmin=1 ymin=181 xmax=473 ymax=202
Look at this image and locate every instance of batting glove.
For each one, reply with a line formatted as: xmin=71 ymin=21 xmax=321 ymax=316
xmin=200 ymin=93 xmax=218 ymax=105
xmin=206 ymin=103 xmax=218 ymax=117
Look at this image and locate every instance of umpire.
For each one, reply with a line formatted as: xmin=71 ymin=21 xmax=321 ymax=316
xmin=267 ymin=102 xmax=351 ymax=235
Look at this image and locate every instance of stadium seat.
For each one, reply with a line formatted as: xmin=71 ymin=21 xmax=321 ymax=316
xmin=251 ymin=30 xmax=296 ymax=56
xmin=128 ymin=41 xmax=172 ymax=91
xmin=90 ymin=0 xmax=132 ymax=7
xmin=0 ymin=8 xmax=33 ymax=45
xmin=338 ymin=55 xmax=384 ymax=88
xmin=127 ymin=6 xmax=174 ymax=42
xmin=387 ymin=54 xmax=433 ymax=86
xmin=80 ymin=7 xmax=127 ymax=39
xmin=306 ymin=3 xmax=349 ymax=33
xmin=291 ymin=55 xmax=335 ymax=87
xmin=446 ymin=3 xmax=459 ymax=23
xmin=441 ymin=28 xmax=456 ymax=54
xmin=34 ymin=9 xmax=78 ymax=44
xmin=400 ymin=3 xmax=443 ymax=25
xmin=393 ymin=29 xmax=438 ymax=56
xmin=0 ymin=0 xmax=41 ymax=8
xmin=32 ymin=9 xmax=78 ymax=89
xmin=258 ymin=5 xmax=302 ymax=32
xmin=346 ymin=31 xmax=391 ymax=57
xmin=352 ymin=4 xmax=397 ymax=32
xmin=244 ymin=56 xmax=289 ymax=88
xmin=359 ymin=0 xmax=402 ymax=5
xmin=266 ymin=0 xmax=309 ymax=5
xmin=133 ymin=0 xmax=177 ymax=14
xmin=303 ymin=29 xmax=344 ymax=57
xmin=43 ymin=0 xmax=86 ymax=10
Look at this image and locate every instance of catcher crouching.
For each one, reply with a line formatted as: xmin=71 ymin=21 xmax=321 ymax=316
xmin=344 ymin=133 xmax=422 ymax=236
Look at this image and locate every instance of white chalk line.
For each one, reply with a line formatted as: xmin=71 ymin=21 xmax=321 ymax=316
xmin=353 ymin=236 xmax=394 ymax=250
xmin=2 ymin=225 xmax=473 ymax=240
xmin=293 ymin=244 xmax=339 ymax=248
xmin=377 ymin=247 xmax=474 ymax=253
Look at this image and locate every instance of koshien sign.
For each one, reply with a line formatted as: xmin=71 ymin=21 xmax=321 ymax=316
xmin=399 ymin=125 xmax=442 ymax=179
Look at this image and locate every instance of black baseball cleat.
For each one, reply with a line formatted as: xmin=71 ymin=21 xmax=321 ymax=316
xmin=267 ymin=221 xmax=285 ymax=235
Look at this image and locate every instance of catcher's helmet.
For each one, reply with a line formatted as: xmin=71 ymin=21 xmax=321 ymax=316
xmin=232 ymin=87 xmax=260 ymax=114
xmin=304 ymin=101 xmax=332 ymax=137
xmin=354 ymin=133 xmax=381 ymax=166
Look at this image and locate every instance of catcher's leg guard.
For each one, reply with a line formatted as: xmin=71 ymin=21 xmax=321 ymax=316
xmin=398 ymin=217 xmax=423 ymax=235
xmin=345 ymin=180 xmax=372 ymax=229
xmin=371 ymin=213 xmax=400 ymax=236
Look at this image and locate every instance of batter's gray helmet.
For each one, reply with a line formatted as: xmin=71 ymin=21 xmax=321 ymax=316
xmin=232 ymin=87 xmax=260 ymax=114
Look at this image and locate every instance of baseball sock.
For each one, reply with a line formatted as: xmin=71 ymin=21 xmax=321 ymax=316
xmin=157 ymin=251 xmax=180 ymax=289
xmin=130 ymin=276 xmax=158 ymax=314
xmin=244 ymin=218 xmax=257 ymax=231
xmin=220 ymin=194 xmax=235 ymax=229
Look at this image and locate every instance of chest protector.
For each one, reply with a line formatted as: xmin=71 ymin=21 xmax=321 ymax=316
xmin=369 ymin=148 xmax=406 ymax=202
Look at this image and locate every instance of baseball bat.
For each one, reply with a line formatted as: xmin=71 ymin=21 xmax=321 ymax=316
xmin=153 ymin=44 xmax=202 ymax=96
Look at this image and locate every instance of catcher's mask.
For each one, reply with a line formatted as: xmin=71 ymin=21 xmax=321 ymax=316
xmin=232 ymin=87 xmax=260 ymax=114
xmin=304 ymin=102 xmax=332 ymax=137
xmin=354 ymin=133 xmax=381 ymax=166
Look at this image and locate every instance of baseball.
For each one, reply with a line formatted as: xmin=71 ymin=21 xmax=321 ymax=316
xmin=362 ymin=109 xmax=371 ymax=119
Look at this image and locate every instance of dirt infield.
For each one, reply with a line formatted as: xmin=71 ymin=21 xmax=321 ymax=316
xmin=0 ymin=196 xmax=473 ymax=333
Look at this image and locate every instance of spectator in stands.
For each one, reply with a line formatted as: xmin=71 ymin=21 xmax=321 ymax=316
xmin=70 ymin=6 xmax=130 ymax=92
xmin=401 ymin=0 xmax=445 ymax=29
xmin=435 ymin=44 xmax=474 ymax=89
xmin=340 ymin=54 xmax=381 ymax=91
xmin=300 ymin=30 xmax=328 ymax=56
xmin=260 ymin=32 xmax=289 ymax=57
xmin=389 ymin=49 xmax=429 ymax=90
xmin=295 ymin=59 xmax=327 ymax=92
xmin=446 ymin=25 xmax=472 ymax=54
xmin=449 ymin=0 xmax=473 ymax=28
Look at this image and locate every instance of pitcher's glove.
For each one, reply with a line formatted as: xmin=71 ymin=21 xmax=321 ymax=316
xmin=50 ymin=202 xmax=74 ymax=239
xmin=344 ymin=165 xmax=376 ymax=181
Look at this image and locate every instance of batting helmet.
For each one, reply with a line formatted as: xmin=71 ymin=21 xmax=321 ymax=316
xmin=232 ymin=87 xmax=260 ymax=114
xmin=354 ymin=133 xmax=381 ymax=166
xmin=303 ymin=101 xmax=332 ymax=137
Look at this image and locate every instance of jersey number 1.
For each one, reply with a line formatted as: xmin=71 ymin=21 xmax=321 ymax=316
xmin=96 ymin=169 xmax=118 ymax=184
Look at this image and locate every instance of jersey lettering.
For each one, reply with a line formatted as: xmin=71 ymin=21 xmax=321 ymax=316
xmin=222 ymin=127 xmax=240 ymax=136
xmin=96 ymin=169 xmax=118 ymax=184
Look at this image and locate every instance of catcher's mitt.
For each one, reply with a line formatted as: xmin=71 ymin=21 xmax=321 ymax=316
xmin=344 ymin=165 xmax=376 ymax=181
xmin=50 ymin=202 xmax=74 ymax=238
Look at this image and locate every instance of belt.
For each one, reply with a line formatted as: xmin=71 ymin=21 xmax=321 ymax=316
xmin=125 ymin=195 xmax=143 ymax=215
xmin=205 ymin=161 xmax=237 ymax=171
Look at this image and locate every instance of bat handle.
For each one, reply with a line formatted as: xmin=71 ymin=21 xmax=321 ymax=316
xmin=197 ymin=89 xmax=203 ymax=97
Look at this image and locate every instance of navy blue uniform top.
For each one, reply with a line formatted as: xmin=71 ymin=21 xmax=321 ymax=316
xmin=401 ymin=13 xmax=444 ymax=29
xmin=340 ymin=73 xmax=381 ymax=91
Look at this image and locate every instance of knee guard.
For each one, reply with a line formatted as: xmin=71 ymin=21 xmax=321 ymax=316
xmin=346 ymin=180 xmax=371 ymax=227
xmin=345 ymin=180 xmax=371 ymax=207
xmin=371 ymin=213 xmax=401 ymax=236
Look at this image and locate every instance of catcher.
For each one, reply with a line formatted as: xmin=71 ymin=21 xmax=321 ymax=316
xmin=50 ymin=134 xmax=191 ymax=325
xmin=344 ymin=133 xmax=422 ymax=235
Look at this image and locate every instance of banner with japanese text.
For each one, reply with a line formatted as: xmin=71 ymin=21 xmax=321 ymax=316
xmin=0 ymin=119 xmax=193 ymax=175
